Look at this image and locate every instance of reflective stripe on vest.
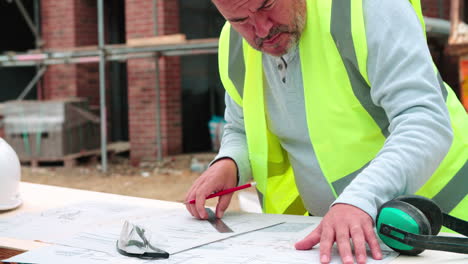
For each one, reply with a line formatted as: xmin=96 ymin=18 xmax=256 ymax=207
xmin=219 ymin=24 xmax=244 ymax=107
xmin=218 ymin=0 xmax=468 ymax=219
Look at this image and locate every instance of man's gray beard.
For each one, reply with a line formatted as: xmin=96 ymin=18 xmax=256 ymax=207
xmin=251 ymin=4 xmax=306 ymax=56
xmin=266 ymin=10 xmax=306 ymax=56
xmin=268 ymin=26 xmax=304 ymax=57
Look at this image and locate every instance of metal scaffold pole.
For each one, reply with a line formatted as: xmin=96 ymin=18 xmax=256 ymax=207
xmin=17 ymin=65 xmax=47 ymax=100
xmin=97 ymin=0 xmax=108 ymax=173
xmin=14 ymin=0 xmax=43 ymax=47
xmin=153 ymin=0 xmax=163 ymax=162
xmin=0 ymin=43 xmax=219 ymax=67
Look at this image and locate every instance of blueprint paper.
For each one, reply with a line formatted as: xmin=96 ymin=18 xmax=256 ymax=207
xmin=0 ymin=201 xmax=153 ymax=242
xmin=54 ymin=210 xmax=285 ymax=255
xmin=182 ymin=221 xmax=398 ymax=264
xmin=0 ymin=201 xmax=283 ymax=255
xmin=4 ymin=213 xmax=398 ymax=264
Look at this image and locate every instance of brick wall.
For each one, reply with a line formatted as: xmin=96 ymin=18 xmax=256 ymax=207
xmin=75 ymin=0 xmax=100 ymax=107
xmin=41 ymin=1 xmax=78 ymax=98
xmin=41 ymin=0 xmax=100 ymax=107
xmin=126 ymin=0 xmax=182 ymax=165
xmin=421 ymin=0 xmax=451 ymax=19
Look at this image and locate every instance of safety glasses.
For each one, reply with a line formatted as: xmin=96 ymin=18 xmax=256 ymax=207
xmin=116 ymin=220 xmax=169 ymax=259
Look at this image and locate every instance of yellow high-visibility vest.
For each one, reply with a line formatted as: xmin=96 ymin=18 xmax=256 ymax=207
xmin=218 ymin=0 xmax=468 ymax=223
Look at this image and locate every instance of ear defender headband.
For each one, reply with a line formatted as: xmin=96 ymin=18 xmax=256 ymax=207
xmin=376 ymin=195 xmax=468 ymax=255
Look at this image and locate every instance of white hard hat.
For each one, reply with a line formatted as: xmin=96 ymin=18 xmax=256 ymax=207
xmin=0 ymin=138 xmax=22 ymax=210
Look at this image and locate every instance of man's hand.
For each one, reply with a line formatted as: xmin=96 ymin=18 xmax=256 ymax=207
xmin=185 ymin=158 xmax=238 ymax=220
xmin=295 ymin=204 xmax=383 ymax=264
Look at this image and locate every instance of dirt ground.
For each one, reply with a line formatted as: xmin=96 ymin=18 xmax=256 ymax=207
xmin=20 ymin=152 xmax=242 ymax=211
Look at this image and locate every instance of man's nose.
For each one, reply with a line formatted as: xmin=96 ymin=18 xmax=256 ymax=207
xmin=251 ymin=14 xmax=272 ymax=39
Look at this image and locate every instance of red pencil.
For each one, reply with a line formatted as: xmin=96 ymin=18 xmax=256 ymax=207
xmin=186 ymin=182 xmax=257 ymax=204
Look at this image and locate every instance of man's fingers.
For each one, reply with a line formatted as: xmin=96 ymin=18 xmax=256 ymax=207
xmin=215 ymin=193 xmax=233 ymax=218
xmin=364 ymin=223 xmax=383 ymax=260
xmin=185 ymin=203 xmax=194 ymax=218
xmin=335 ymin=225 xmax=353 ymax=264
xmin=350 ymin=225 xmax=367 ymax=264
xmin=187 ymin=185 xmax=209 ymax=219
xmin=295 ymin=224 xmax=322 ymax=250
xmin=186 ymin=189 xmax=203 ymax=218
xmin=319 ymin=224 xmax=334 ymax=264
xmin=185 ymin=191 xmax=196 ymax=217
xmin=184 ymin=176 xmax=204 ymax=201
xmin=184 ymin=158 xmax=238 ymax=220
xmin=185 ymin=177 xmax=206 ymax=217
xmin=188 ymin=199 xmax=201 ymax=219
xmin=195 ymin=192 xmax=208 ymax=219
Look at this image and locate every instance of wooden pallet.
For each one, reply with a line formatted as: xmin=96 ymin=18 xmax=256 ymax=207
xmin=0 ymin=237 xmax=45 ymax=262
xmin=0 ymin=248 xmax=24 ymax=261
xmin=20 ymin=141 xmax=130 ymax=168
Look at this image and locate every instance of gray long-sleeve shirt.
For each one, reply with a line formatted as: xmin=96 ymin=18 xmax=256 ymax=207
xmin=214 ymin=0 xmax=453 ymax=220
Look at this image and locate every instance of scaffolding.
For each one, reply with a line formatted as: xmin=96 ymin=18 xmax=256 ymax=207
xmin=0 ymin=0 xmax=218 ymax=172
xmin=0 ymin=40 xmax=219 ymax=67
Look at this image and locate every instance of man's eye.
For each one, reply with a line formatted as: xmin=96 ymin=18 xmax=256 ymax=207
xmin=262 ymin=1 xmax=275 ymax=10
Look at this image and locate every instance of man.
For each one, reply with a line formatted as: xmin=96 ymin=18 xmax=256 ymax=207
xmin=185 ymin=0 xmax=468 ymax=263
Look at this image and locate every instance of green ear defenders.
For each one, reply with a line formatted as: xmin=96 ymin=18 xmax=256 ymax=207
xmin=376 ymin=195 xmax=468 ymax=255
